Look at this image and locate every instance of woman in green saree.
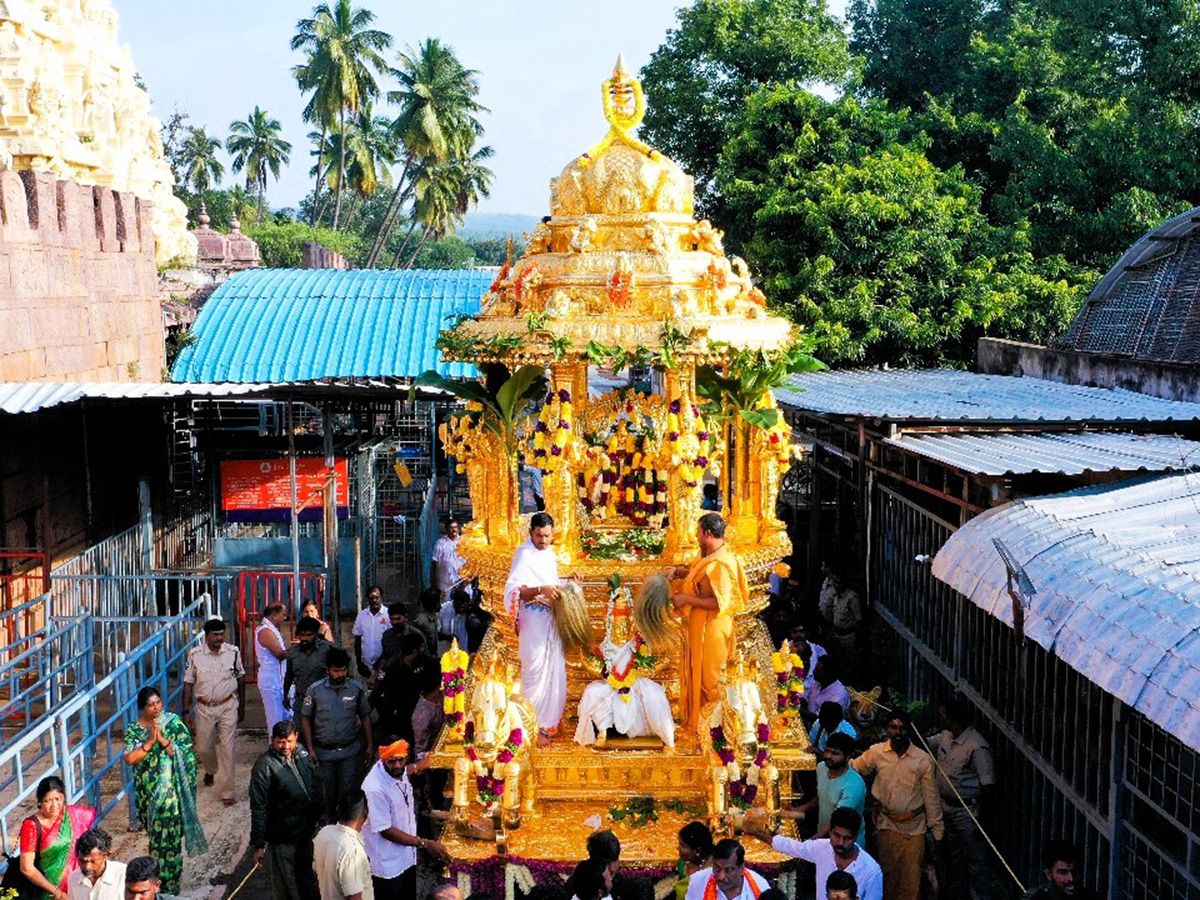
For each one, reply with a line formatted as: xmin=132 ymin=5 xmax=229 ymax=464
xmin=17 ymin=776 xmax=96 ymax=900
xmin=122 ymin=685 xmax=207 ymax=894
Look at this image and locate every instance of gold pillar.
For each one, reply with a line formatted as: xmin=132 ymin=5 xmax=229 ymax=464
xmin=664 ymin=365 xmax=700 ymax=559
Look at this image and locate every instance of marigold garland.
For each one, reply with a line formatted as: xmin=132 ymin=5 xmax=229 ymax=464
xmin=530 ymin=389 xmax=573 ymax=471
xmin=771 ymin=639 xmax=805 ymax=721
xmin=440 ymin=641 xmax=469 ymax=739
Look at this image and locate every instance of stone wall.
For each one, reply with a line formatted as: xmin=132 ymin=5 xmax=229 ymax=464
xmin=0 ymin=169 xmax=165 ymax=381
xmin=301 ymin=242 xmax=349 ymax=269
xmin=977 ymin=337 xmax=1200 ymax=403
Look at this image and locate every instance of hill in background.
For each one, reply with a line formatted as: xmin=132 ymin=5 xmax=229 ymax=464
xmin=459 ymin=212 xmax=540 ymax=240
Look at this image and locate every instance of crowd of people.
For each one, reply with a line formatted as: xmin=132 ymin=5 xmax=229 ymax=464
xmin=5 ymin=518 xmax=1097 ymax=900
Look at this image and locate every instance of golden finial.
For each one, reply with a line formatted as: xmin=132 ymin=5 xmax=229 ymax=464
xmin=580 ymin=55 xmax=656 ymax=167
xmin=612 ymin=52 xmax=630 ymax=81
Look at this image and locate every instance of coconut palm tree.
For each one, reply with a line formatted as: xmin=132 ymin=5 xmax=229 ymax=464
xmin=397 ymin=143 xmax=494 ymax=268
xmin=226 ymin=106 xmax=293 ymax=220
xmin=179 ymin=126 xmax=224 ymax=215
xmin=365 ymin=38 xmax=486 ymax=266
xmin=290 ymin=0 xmax=391 ymax=231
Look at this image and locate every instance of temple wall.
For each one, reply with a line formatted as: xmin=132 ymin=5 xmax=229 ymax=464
xmin=0 ymin=169 xmax=165 ymax=381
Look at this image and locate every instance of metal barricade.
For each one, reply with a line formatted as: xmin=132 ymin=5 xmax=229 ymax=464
xmin=236 ymin=569 xmax=326 ymax=682
xmin=0 ymin=592 xmax=213 ymax=855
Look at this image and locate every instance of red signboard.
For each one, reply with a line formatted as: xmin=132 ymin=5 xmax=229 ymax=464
xmin=220 ymin=458 xmax=349 ymax=520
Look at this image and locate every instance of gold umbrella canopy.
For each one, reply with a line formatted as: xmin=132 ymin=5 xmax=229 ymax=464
xmin=438 ymin=56 xmax=795 ymax=368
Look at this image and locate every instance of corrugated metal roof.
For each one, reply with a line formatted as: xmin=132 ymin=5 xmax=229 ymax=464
xmin=776 ymin=368 xmax=1200 ymax=422
xmin=931 ymin=472 xmax=1200 ymax=751
xmin=885 ymin=431 xmax=1200 ymax=475
xmin=0 ymin=382 xmax=275 ymax=414
xmin=170 ymin=268 xmax=491 ymax=383
xmin=1055 ymin=207 xmax=1200 ymax=363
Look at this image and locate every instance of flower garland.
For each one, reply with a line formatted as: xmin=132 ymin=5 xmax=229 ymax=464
xmin=592 ymin=575 xmax=659 ymax=702
xmin=463 ymin=720 xmax=524 ymax=810
xmin=663 ymin=397 xmax=715 ymax=489
xmin=608 ymin=263 xmax=634 ymax=307
xmin=771 ymin=639 xmax=805 ymax=721
xmin=579 ymin=528 xmax=665 ymax=561
xmin=710 ymin=719 xmax=771 ymax=809
xmin=440 ymin=640 xmax=469 ymax=739
xmin=531 ymin=389 xmax=573 ymax=470
xmin=512 ymin=264 xmax=541 ymax=307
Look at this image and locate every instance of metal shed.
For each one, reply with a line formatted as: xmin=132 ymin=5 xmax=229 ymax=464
xmin=171 ymin=268 xmax=492 ymax=383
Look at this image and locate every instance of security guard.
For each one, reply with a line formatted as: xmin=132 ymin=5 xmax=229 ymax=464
xmin=183 ymin=618 xmax=245 ymax=806
xmin=300 ymin=646 xmax=373 ymax=823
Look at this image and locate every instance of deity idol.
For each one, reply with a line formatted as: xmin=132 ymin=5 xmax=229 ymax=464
xmin=574 ymin=577 xmax=675 ymax=748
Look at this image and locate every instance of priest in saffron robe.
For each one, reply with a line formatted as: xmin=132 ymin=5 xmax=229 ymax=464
xmin=669 ymin=513 xmax=749 ymax=730
xmin=504 ymin=511 xmax=567 ymax=746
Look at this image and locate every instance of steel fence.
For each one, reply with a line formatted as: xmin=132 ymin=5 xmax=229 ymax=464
xmin=0 ymin=592 xmax=213 ymax=855
xmin=870 ymin=480 xmax=1200 ymax=899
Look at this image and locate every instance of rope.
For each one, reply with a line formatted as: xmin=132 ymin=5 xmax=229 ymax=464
xmin=225 ymin=861 xmax=260 ymax=900
xmin=868 ymin=698 xmax=1026 ymax=893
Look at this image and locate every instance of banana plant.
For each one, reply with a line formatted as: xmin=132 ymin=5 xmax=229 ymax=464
xmin=696 ymin=342 xmax=824 ymax=430
xmin=410 ymin=364 xmax=548 ymax=452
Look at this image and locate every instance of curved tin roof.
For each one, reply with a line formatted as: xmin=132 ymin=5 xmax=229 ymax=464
xmin=932 ymin=472 xmax=1200 ymax=750
xmin=171 ymin=268 xmax=492 ymax=383
xmin=1056 ymin=207 xmax=1200 ymax=363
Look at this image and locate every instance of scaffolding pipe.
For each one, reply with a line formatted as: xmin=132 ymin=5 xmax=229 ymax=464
xmin=287 ymin=402 xmax=301 ymax=615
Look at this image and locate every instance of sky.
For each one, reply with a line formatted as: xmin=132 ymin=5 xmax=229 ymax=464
xmin=114 ymin=0 xmax=848 ymax=216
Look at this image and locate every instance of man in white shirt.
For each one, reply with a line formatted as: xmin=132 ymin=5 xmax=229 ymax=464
xmin=504 ymin=512 xmax=569 ymax=745
xmin=818 ymin=562 xmax=863 ymax=659
xmin=361 ymin=740 xmax=450 ymax=899
xmin=432 ymin=520 xmax=465 ymax=601
xmin=352 ymin=587 xmax=391 ymax=679
xmin=748 ymin=807 xmax=883 ymax=900
xmin=804 ymin=656 xmax=851 ymax=722
xmin=684 ymin=839 xmax=770 ymax=900
xmin=67 ymin=828 xmax=126 ymax=900
xmin=437 ymin=587 xmax=470 ymax=655
xmin=313 ymin=789 xmax=373 ymax=900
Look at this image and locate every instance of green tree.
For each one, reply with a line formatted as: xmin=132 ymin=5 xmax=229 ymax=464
xmin=291 ymin=0 xmax=392 ymax=231
xmin=244 ymin=220 xmax=363 ymax=267
xmin=717 ymin=86 xmax=1088 ymax=366
xmin=226 ymin=106 xmax=293 ymax=220
xmin=638 ymin=0 xmax=854 ymax=218
xmin=396 ymin=144 xmax=494 ymax=268
xmin=179 ymin=126 xmax=224 ymax=210
xmin=412 ymin=235 xmax=476 ymax=269
xmin=365 ymin=38 xmax=487 ymax=266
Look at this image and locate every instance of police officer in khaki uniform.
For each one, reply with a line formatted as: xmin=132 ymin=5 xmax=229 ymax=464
xmin=183 ymin=618 xmax=245 ymax=806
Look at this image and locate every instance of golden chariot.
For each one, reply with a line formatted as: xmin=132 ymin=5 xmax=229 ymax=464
xmin=424 ymin=58 xmax=817 ymax=876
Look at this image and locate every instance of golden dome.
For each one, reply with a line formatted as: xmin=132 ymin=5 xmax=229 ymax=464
xmin=440 ymin=58 xmax=793 ymax=365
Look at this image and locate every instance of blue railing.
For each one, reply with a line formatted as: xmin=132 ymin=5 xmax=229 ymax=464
xmin=0 ymin=592 xmax=213 ymax=854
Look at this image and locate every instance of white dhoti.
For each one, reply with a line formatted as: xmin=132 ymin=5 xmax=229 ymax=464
xmin=505 ymin=540 xmax=567 ymax=732
xmin=574 ymin=637 xmax=675 ymax=748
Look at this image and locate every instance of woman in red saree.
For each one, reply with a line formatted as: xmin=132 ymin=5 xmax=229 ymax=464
xmin=18 ymin=776 xmax=96 ymax=900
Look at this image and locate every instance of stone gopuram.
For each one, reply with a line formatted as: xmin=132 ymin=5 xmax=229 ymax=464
xmin=0 ymin=0 xmax=194 ymax=266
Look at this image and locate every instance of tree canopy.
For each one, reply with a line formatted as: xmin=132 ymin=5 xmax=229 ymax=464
xmin=639 ymin=0 xmax=1200 ymax=366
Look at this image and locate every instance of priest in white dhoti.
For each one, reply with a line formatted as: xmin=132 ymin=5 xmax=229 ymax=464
xmin=505 ymin=512 xmax=570 ymax=746
xmin=574 ymin=581 xmax=675 ymax=748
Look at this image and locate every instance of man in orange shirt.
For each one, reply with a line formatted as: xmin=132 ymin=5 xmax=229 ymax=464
xmin=668 ymin=513 xmax=749 ymax=730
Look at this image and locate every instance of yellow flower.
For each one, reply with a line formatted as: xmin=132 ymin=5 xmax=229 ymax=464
xmin=773 ymin=563 xmax=790 ymax=578
xmin=534 ymin=432 xmax=546 ymax=450
xmin=466 ymin=401 xmax=483 ymax=412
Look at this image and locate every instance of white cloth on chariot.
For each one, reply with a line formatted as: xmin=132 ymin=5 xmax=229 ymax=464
xmin=504 ymin=540 xmax=567 ymax=732
xmin=574 ymin=635 xmax=675 ymax=747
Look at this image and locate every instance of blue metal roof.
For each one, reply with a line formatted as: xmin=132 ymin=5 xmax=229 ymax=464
xmin=171 ymin=268 xmax=492 ymax=383
xmin=776 ymin=368 xmax=1200 ymax=422
xmin=932 ymin=472 xmax=1200 ymax=750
